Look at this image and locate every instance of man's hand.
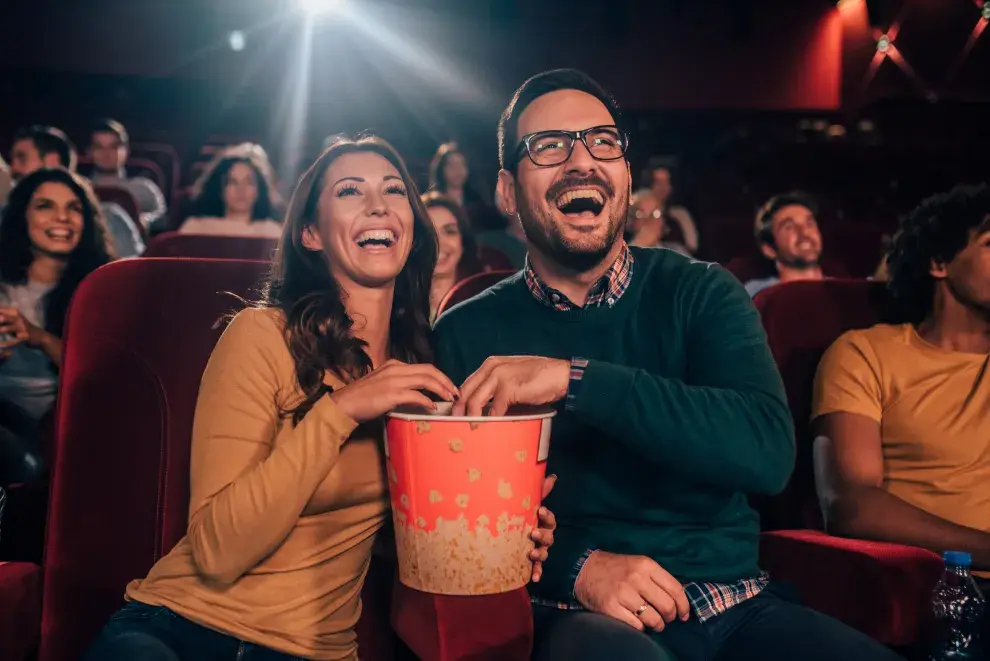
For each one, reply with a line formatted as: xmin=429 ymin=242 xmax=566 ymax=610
xmin=574 ymin=551 xmax=691 ymax=632
xmin=452 ymin=356 xmax=570 ymax=417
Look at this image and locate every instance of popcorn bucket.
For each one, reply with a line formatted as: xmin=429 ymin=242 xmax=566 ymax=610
xmin=384 ymin=402 xmax=554 ymax=595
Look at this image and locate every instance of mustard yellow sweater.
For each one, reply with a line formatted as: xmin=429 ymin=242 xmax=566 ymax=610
xmin=127 ymin=307 xmax=389 ymax=660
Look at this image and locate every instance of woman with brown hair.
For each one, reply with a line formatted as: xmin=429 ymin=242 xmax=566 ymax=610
xmin=84 ymin=135 xmax=556 ymax=661
xmin=180 ymin=143 xmax=283 ymax=238
xmin=421 ymin=191 xmax=484 ymax=321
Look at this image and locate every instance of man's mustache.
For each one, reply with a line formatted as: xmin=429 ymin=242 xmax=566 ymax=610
xmin=545 ymin=175 xmax=615 ymax=204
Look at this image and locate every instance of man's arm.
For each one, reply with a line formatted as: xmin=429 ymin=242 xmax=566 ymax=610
xmin=815 ymin=412 xmax=990 ymax=568
xmin=570 ymin=267 xmax=794 ymax=495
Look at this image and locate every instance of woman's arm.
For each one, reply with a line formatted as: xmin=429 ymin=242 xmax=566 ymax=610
xmin=185 ymin=308 xmax=358 ymax=585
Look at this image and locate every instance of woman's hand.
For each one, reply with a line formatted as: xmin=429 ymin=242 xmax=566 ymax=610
xmin=329 ymin=359 xmax=460 ymax=423
xmin=529 ymin=474 xmax=558 ymax=582
xmin=0 ymin=307 xmax=58 ymax=363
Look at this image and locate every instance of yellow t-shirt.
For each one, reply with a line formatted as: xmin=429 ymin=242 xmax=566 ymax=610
xmin=813 ymin=323 xmax=990 ymax=537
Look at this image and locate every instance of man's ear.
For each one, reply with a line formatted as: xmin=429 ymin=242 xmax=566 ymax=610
xmin=301 ymin=225 xmax=322 ymax=252
xmin=760 ymin=242 xmax=778 ymax=262
xmin=496 ymin=169 xmax=518 ymax=217
xmin=930 ymin=258 xmax=949 ymax=279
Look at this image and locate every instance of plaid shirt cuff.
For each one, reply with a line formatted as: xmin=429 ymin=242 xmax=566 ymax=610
xmin=569 ymin=548 xmax=597 ymax=599
xmin=565 ymin=358 xmax=590 ymax=411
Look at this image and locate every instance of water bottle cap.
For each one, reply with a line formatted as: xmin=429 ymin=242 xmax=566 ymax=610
xmin=943 ymin=550 xmax=972 ymax=566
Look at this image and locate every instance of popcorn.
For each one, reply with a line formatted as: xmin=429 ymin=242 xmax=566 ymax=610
xmin=415 ymin=421 xmax=431 ymax=434
xmin=449 ymin=438 xmax=464 ymax=452
xmin=455 ymin=494 xmax=470 ymax=508
xmin=388 ymin=464 xmax=398 ymax=484
xmin=497 ymin=479 xmax=513 ymax=499
xmin=521 ymin=496 xmax=531 ymax=510
xmin=429 ymin=489 xmax=443 ymax=504
xmin=394 ymin=514 xmax=535 ymax=594
xmin=467 ymin=468 xmax=482 ymax=483
xmin=399 ymin=494 xmax=409 ymax=509
xmin=514 ymin=450 xmax=527 ymax=462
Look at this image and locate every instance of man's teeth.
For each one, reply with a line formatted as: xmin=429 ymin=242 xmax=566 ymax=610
xmin=355 ymin=229 xmax=396 ymax=246
xmin=556 ymin=189 xmax=605 ymax=209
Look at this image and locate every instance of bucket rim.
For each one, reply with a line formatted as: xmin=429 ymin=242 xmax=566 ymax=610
xmin=387 ymin=401 xmax=557 ymax=422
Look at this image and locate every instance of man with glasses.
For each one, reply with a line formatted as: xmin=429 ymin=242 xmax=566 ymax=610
xmin=433 ymin=70 xmax=901 ymax=661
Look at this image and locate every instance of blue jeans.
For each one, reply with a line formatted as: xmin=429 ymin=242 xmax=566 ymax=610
xmin=84 ymin=601 xmax=309 ymax=661
xmin=533 ymin=582 xmax=905 ymax=661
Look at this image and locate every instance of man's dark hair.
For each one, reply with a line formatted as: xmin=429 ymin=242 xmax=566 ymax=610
xmin=887 ymin=183 xmax=990 ymax=323
xmin=497 ymin=69 xmax=621 ymax=172
xmin=91 ymin=118 xmax=129 ymax=146
xmin=754 ymin=191 xmax=819 ymax=248
xmin=13 ymin=126 xmax=75 ymax=170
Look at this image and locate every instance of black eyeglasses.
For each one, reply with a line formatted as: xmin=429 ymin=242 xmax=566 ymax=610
xmin=513 ymin=125 xmax=630 ymax=168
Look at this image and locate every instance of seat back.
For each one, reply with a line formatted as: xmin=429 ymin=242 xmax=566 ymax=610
xmin=753 ymin=279 xmax=894 ymax=530
xmin=93 ymin=186 xmax=144 ymax=236
xmin=436 ymin=270 xmax=516 ymax=318
xmin=144 ymin=231 xmax=278 ymax=261
xmin=476 ymin=246 xmax=514 ymax=272
xmin=39 ymin=259 xmax=269 ymax=661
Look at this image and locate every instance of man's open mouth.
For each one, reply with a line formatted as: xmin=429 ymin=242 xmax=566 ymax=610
xmin=554 ymin=188 xmax=606 ymax=217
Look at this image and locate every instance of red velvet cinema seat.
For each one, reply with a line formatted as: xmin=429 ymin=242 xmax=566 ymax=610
xmin=0 ymin=560 xmax=42 ymax=660
xmin=37 ymin=258 xmax=409 ymax=661
xmin=143 ymin=231 xmax=278 ymax=261
xmin=754 ymin=279 xmax=942 ymax=645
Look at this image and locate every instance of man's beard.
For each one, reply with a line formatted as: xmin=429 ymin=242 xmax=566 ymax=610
xmin=517 ymin=177 xmax=628 ymax=273
xmin=777 ymin=252 xmax=821 ymax=270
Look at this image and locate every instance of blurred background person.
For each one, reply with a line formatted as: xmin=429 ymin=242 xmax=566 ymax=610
xmin=626 ymin=190 xmax=691 ymax=255
xmin=87 ymin=118 xmax=168 ymax=231
xmin=422 ymin=191 xmax=483 ymax=320
xmin=744 ymin=191 xmax=826 ymax=297
xmin=635 ymin=159 xmax=699 ymax=255
xmin=179 ymin=144 xmax=282 ymax=238
xmin=0 ymin=168 xmax=114 ymax=485
xmin=8 ymin=126 xmax=144 ymax=257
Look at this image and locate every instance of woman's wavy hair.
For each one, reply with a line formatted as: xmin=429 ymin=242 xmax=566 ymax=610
xmin=0 ymin=168 xmax=114 ymax=337
xmin=428 ymin=142 xmax=466 ymax=194
xmin=887 ymin=183 xmax=990 ymax=324
xmin=187 ymin=143 xmax=282 ymax=221
xmin=420 ymin=191 xmax=482 ymax=279
xmin=261 ymin=135 xmax=438 ymax=425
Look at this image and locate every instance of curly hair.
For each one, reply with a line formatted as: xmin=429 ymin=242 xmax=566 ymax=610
xmin=260 ymin=135 xmax=437 ymax=426
xmin=187 ymin=144 xmax=281 ymax=221
xmin=0 ymin=168 xmax=114 ymax=336
xmin=887 ymin=183 xmax=990 ymax=324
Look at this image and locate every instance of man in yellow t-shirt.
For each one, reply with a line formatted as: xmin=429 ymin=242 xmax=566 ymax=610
xmin=812 ymin=184 xmax=990 ymax=580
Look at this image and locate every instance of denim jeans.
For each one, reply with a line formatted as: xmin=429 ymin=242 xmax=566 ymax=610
xmin=533 ymin=582 xmax=906 ymax=661
xmin=84 ymin=601 xmax=309 ymax=661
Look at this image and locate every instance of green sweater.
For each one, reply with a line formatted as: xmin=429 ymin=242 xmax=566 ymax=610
xmin=431 ymin=247 xmax=795 ymax=603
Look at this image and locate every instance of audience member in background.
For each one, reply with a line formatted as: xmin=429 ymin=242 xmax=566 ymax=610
xmin=180 ymin=144 xmax=283 ymax=238
xmin=626 ymin=190 xmax=690 ymax=255
xmin=8 ymin=126 xmax=144 ymax=257
xmin=744 ymin=191 xmax=825 ymax=297
xmin=429 ymin=141 xmax=525 ymax=266
xmin=0 ymin=155 xmax=12 ymax=207
xmin=813 ymin=184 xmax=990 ymax=590
xmin=422 ymin=191 xmax=484 ymax=321
xmin=0 ymin=168 xmax=114 ymax=486
xmin=88 ymin=118 xmax=168 ymax=231
xmin=634 ymin=160 xmax=698 ymax=255
xmin=434 ymin=68 xmax=901 ymax=661
xmin=84 ymin=135 xmax=555 ymax=661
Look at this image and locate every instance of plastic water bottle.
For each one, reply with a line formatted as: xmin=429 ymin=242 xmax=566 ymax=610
xmin=930 ymin=551 xmax=985 ymax=660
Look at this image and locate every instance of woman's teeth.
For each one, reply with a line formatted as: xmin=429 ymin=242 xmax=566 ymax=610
xmin=355 ymin=229 xmax=396 ymax=247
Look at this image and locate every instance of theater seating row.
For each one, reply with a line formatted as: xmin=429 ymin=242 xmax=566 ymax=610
xmin=0 ymin=259 xmax=943 ymax=660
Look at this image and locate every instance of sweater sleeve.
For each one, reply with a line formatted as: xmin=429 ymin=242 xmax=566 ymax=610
xmin=570 ymin=265 xmax=795 ymax=495
xmin=186 ymin=308 xmax=358 ymax=585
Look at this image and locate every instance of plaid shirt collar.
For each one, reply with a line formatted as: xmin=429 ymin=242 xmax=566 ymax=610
xmin=524 ymin=243 xmax=634 ymax=311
